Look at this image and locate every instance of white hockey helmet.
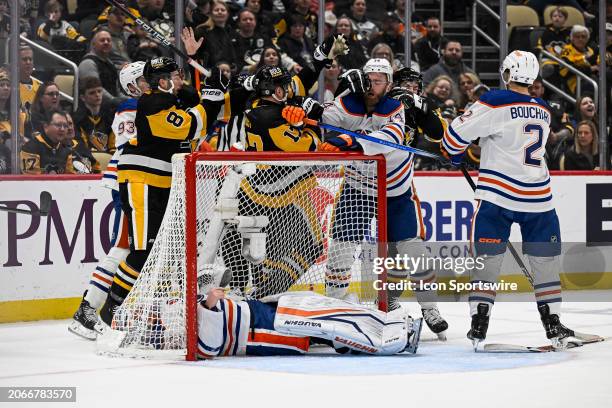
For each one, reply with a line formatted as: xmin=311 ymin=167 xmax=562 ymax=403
xmin=120 ymin=61 xmax=147 ymax=97
xmin=363 ymin=58 xmax=393 ymax=83
xmin=500 ymin=50 xmax=539 ymax=86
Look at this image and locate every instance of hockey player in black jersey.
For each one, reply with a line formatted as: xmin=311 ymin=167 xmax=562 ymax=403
xmin=98 ymin=56 xmax=219 ymax=328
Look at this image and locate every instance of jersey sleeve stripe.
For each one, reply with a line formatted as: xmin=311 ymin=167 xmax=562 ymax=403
xmin=387 ymin=165 xmax=413 ymax=191
xmin=387 ymin=155 xmax=412 ymax=177
xmin=387 ymin=158 xmax=413 ymax=184
xmin=380 ymin=128 xmax=402 ymax=145
xmin=479 ymin=168 xmax=550 ymax=187
xmin=448 ymin=125 xmax=470 ymax=145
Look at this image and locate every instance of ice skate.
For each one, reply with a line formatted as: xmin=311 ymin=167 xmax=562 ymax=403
xmin=422 ymin=306 xmax=449 ymax=341
xmin=538 ymin=304 xmax=576 ymax=349
xmin=68 ymin=294 xmax=98 ymax=340
xmin=467 ymin=303 xmax=490 ymax=350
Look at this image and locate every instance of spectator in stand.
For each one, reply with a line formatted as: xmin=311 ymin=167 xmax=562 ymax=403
xmin=186 ymin=0 xmax=211 ymax=29
xmin=0 ymin=69 xmax=12 ymax=173
xmin=0 ymin=0 xmax=9 ymax=40
xmin=247 ymin=44 xmax=301 ymax=74
xmin=36 ymin=0 xmax=87 ymax=49
xmin=29 ymin=81 xmax=62 ymax=136
xmin=277 ymin=14 xmax=316 ymax=71
xmin=97 ymin=1 xmax=142 ymax=30
xmin=371 ymin=42 xmax=407 ymax=72
xmin=334 ymin=16 xmax=368 ymax=70
xmin=127 ymin=18 xmax=164 ymax=62
xmin=348 ymin=0 xmax=378 ymax=42
xmin=20 ymin=109 xmax=74 ymax=175
xmin=571 ymin=94 xmax=597 ymax=128
xmin=79 ymin=29 xmax=122 ymax=100
xmin=557 ymin=25 xmax=598 ymax=95
xmin=140 ymin=0 xmax=175 ymax=46
xmin=320 ymin=60 xmax=341 ymax=102
xmin=422 ymin=40 xmax=475 ymax=101
xmin=560 ymin=120 xmax=599 ymax=170
xmin=19 ymin=45 xmax=42 ymax=110
xmin=244 ymin=0 xmax=277 ymax=39
xmin=537 ymin=6 xmax=571 ymax=56
xmin=231 ymin=9 xmax=272 ymax=72
xmin=323 ymin=10 xmax=337 ymax=38
xmin=74 ymin=77 xmax=115 ymax=154
xmin=391 ymin=0 xmax=426 ymax=40
xmin=96 ymin=6 xmax=133 ymax=68
xmin=457 ymin=72 xmax=480 ymax=111
xmin=195 ymin=0 xmax=237 ymax=68
xmin=274 ymin=0 xmax=318 ymax=42
xmin=424 ymin=75 xmax=456 ymax=120
xmin=63 ymin=111 xmax=100 ymax=174
xmin=367 ymin=12 xmax=406 ymax=57
xmin=414 ymin=16 xmax=446 ymax=72
xmin=523 ymin=0 xmax=595 ymax=22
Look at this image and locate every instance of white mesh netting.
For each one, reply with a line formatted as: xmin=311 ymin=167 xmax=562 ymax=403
xmin=110 ymin=153 xmax=386 ymax=358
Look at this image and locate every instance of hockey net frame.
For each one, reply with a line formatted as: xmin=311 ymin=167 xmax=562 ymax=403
xmin=111 ymin=152 xmax=388 ymax=360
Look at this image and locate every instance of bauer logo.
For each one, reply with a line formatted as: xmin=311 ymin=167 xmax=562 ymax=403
xmin=283 ymin=320 xmax=322 ymax=328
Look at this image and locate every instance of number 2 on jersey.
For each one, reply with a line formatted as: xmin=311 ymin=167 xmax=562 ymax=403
xmin=523 ymin=124 xmax=543 ymax=167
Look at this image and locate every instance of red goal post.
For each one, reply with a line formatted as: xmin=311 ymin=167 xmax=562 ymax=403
xmin=185 ymin=152 xmax=388 ymax=360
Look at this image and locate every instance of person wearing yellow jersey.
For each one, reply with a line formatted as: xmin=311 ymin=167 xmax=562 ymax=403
xmin=99 ymin=56 xmax=220 ymax=327
xmin=18 ymin=46 xmax=41 ymax=110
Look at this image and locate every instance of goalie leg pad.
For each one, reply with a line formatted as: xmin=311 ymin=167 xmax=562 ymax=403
xmin=274 ymin=293 xmax=413 ymax=355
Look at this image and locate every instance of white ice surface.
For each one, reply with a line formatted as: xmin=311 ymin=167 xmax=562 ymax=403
xmin=1 ymin=297 xmax=611 ymax=408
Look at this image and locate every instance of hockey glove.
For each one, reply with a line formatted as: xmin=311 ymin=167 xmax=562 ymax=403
xmin=205 ymin=66 xmax=230 ymax=93
xmin=338 ymin=69 xmax=370 ymax=95
xmin=313 ymin=34 xmax=349 ymax=63
xmin=318 ymin=134 xmax=358 ymax=152
xmin=293 ymin=96 xmax=324 ymax=120
xmin=440 ymin=144 xmax=465 ymax=167
xmin=282 ymin=105 xmax=306 ymax=126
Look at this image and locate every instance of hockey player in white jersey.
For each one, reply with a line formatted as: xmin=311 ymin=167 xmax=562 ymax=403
xmin=316 ymin=58 xmax=449 ymax=338
xmin=194 ymin=287 xmax=422 ymax=357
xmin=442 ymin=50 xmax=575 ymax=349
xmin=68 ymin=62 xmax=148 ymax=339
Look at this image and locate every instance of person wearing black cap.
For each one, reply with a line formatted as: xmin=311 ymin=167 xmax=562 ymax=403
xmin=367 ymin=12 xmax=406 ymax=57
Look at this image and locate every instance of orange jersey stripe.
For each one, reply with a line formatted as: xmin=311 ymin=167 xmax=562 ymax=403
xmin=387 ymin=160 xmax=412 ymax=184
xmin=248 ymin=332 xmax=310 ymax=351
xmin=92 ymin=272 xmax=112 ymax=285
xmin=276 ymin=306 xmax=361 ymax=317
xmin=478 ymin=176 xmax=551 ymax=196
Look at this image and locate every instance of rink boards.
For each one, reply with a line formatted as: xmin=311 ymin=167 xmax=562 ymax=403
xmin=1 ymin=171 xmax=611 ymax=322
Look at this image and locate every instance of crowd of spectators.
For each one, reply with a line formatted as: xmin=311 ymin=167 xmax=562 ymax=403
xmin=0 ymin=0 xmax=608 ymax=174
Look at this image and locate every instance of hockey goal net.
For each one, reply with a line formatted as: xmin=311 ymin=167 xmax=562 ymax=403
xmin=109 ymin=152 xmax=387 ymax=360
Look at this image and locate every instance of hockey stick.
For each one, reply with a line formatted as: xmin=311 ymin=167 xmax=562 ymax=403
xmin=302 ymin=118 xmax=448 ymax=162
xmin=0 ymin=191 xmax=52 ymax=216
xmin=103 ymin=0 xmax=210 ymax=77
xmin=459 ymin=164 xmax=535 ymax=286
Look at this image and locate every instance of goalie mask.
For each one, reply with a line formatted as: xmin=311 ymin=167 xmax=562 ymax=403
xmin=120 ymin=61 xmax=147 ymax=97
xmin=393 ymin=67 xmax=423 ymax=95
xmin=144 ymin=57 xmax=179 ymax=93
xmin=254 ymin=65 xmax=292 ymax=100
xmin=500 ymin=50 xmax=539 ymax=86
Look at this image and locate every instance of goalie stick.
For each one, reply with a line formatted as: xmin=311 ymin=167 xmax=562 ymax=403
xmin=481 ymin=332 xmax=606 ymax=353
xmin=103 ymin=0 xmax=210 ymax=77
xmin=0 ymin=191 xmax=52 ymax=216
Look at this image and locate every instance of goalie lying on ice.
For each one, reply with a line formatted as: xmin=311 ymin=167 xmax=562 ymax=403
xmin=196 ymin=288 xmax=422 ymax=358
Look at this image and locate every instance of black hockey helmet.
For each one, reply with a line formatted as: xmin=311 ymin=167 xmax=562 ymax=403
xmin=393 ymin=67 xmax=423 ymax=94
xmin=144 ymin=57 xmax=178 ymax=89
xmin=254 ymin=65 xmax=292 ymax=96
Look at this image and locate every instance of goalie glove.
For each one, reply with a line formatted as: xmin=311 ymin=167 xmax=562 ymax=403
xmin=313 ymin=34 xmax=349 ymax=64
xmin=388 ymin=87 xmax=430 ymax=128
xmin=338 ymin=69 xmax=370 ymax=95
